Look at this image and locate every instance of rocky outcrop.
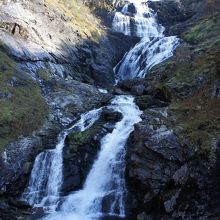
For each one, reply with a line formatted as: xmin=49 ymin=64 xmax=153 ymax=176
xmin=0 ymin=0 xmax=128 ymax=218
xmin=62 ymin=108 xmax=122 ymax=194
xmin=0 ymin=0 xmax=136 ymax=87
xmin=0 ymin=77 xmax=112 ymax=219
xmin=121 ymin=0 xmax=220 ymax=219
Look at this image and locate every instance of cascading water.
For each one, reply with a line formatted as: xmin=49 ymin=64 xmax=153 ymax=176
xmin=42 ymin=96 xmax=142 ymax=220
xmin=22 ymin=108 xmax=102 ymax=211
xmin=112 ymin=0 xmax=163 ymax=38
xmin=23 ymin=1 xmax=181 ymax=220
xmin=113 ymin=0 xmax=180 ymax=81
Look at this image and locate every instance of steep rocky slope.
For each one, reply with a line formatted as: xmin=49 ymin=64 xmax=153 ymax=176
xmin=0 ymin=0 xmax=136 ymax=218
xmin=0 ymin=0 xmax=220 ymax=219
xmin=114 ymin=0 xmax=220 ymax=219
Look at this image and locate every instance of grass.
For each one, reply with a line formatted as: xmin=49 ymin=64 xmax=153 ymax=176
xmin=182 ymin=13 xmax=220 ymax=45
xmin=44 ymin=0 xmax=104 ymax=42
xmin=0 ymin=45 xmax=48 ymax=151
xmin=170 ymin=90 xmax=220 ymax=160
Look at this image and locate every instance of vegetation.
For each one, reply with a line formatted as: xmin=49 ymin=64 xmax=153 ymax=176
xmin=68 ymin=119 xmax=104 ymax=152
xmin=0 ymin=44 xmax=48 ymax=151
xmin=171 ymin=14 xmax=220 ymax=158
xmin=170 ymin=92 xmax=220 ymax=158
xmin=44 ymin=0 xmax=104 ymax=42
xmin=147 ymin=12 xmax=220 ymax=159
xmin=182 ymin=13 xmax=220 ymax=45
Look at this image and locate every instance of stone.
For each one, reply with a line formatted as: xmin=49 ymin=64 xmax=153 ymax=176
xmin=173 ymin=164 xmax=189 ymax=186
xmin=131 ymin=84 xmax=145 ymax=96
xmin=164 ymin=189 xmax=181 ymax=213
xmin=137 ymin=212 xmax=153 ymax=220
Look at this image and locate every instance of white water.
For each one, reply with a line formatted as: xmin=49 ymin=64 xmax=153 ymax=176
xmin=112 ymin=0 xmax=163 ymax=38
xmin=23 ymin=1 xmax=181 ymax=219
xmin=43 ymin=96 xmax=142 ymax=220
xmin=112 ymin=0 xmax=180 ymax=81
xmin=22 ymin=108 xmax=102 ymax=211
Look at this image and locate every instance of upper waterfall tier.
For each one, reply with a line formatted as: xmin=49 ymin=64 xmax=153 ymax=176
xmin=112 ymin=0 xmax=164 ymax=39
xmin=112 ymin=0 xmax=180 ymax=81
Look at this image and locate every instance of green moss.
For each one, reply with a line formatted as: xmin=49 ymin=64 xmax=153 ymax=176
xmin=68 ymin=120 xmax=104 ymax=152
xmin=37 ymin=69 xmax=51 ymax=81
xmin=0 ymin=46 xmax=48 ymax=151
xmin=164 ymin=48 xmax=217 ymax=87
xmin=44 ymin=0 xmax=104 ymax=42
xmin=68 ymin=129 xmax=93 ymax=152
xmin=170 ymin=95 xmax=220 ymax=160
xmin=182 ymin=13 xmax=220 ymax=44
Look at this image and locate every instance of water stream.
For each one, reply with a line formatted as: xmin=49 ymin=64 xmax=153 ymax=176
xmin=23 ymin=1 xmax=180 ymax=219
xmin=22 ymin=108 xmax=102 ymax=211
xmin=43 ymin=96 xmax=142 ymax=220
xmin=113 ymin=0 xmax=180 ymax=81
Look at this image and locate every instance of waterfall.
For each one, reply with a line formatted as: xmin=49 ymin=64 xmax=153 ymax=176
xmin=23 ymin=1 xmax=181 ymax=220
xmin=112 ymin=0 xmax=180 ymax=81
xmin=112 ymin=0 xmax=163 ymax=38
xmin=42 ymin=96 xmax=142 ymax=220
xmin=22 ymin=108 xmax=102 ymax=211
xmin=112 ymin=4 xmax=131 ymax=36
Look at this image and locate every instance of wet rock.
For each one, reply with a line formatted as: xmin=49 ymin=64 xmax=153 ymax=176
xmin=137 ymin=212 xmax=153 ymax=220
xmin=148 ymin=0 xmax=194 ymax=30
xmin=8 ymin=198 xmax=31 ymax=209
xmin=0 ymin=198 xmax=31 ymax=220
xmin=173 ymin=164 xmax=189 ymax=186
xmin=62 ymin=112 xmax=119 ymax=193
xmin=112 ymin=87 xmax=128 ymax=95
xmin=131 ymin=84 xmax=145 ymax=96
xmin=135 ymin=95 xmax=168 ymax=110
xmin=126 ymin=108 xmax=196 ymax=218
xmin=102 ymin=107 xmax=123 ymax=122
xmin=164 ymin=189 xmax=181 ymax=213
xmin=127 ymin=3 xmax=137 ymax=15
xmin=0 ymin=136 xmax=43 ymax=196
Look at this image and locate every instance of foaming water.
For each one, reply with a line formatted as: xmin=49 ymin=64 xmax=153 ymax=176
xmin=112 ymin=0 xmax=163 ymax=38
xmin=42 ymin=96 xmax=142 ymax=220
xmin=112 ymin=0 xmax=180 ymax=81
xmin=22 ymin=109 xmax=102 ymax=211
xmin=114 ymin=36 xmax=179 ymax=80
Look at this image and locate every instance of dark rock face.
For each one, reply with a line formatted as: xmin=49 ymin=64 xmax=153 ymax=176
xmin=62 ymin=109 xmax=122 ymax=194
xmin=127 ymin=3 xmax=137 ymax=15
xmin=126 ymin=108 xmax=220 ymax=219
xmin=126 ymin=109 xmax=194 ymax=218
xmin=122 ymin=0 xmax=220 ymax=219
xmin=148 ymin=0 xmax=195 ymax=30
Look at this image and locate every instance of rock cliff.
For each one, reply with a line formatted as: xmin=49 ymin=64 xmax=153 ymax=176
xmin=0 ymin=0 xmax=220 ymax=219
xmin=115 ymin=0 xmax=220 ymax=219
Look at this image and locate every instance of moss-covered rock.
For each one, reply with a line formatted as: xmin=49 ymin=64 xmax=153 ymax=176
xmin=67 ymin=120 xmax=104 ymax=153
xmin=182 ymin=13 xmax=220 ymax=45
xmin=44 ymin=0 xmax=104 ymax=42
xmin=0 ymin=46 xmax=48 ymax=151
